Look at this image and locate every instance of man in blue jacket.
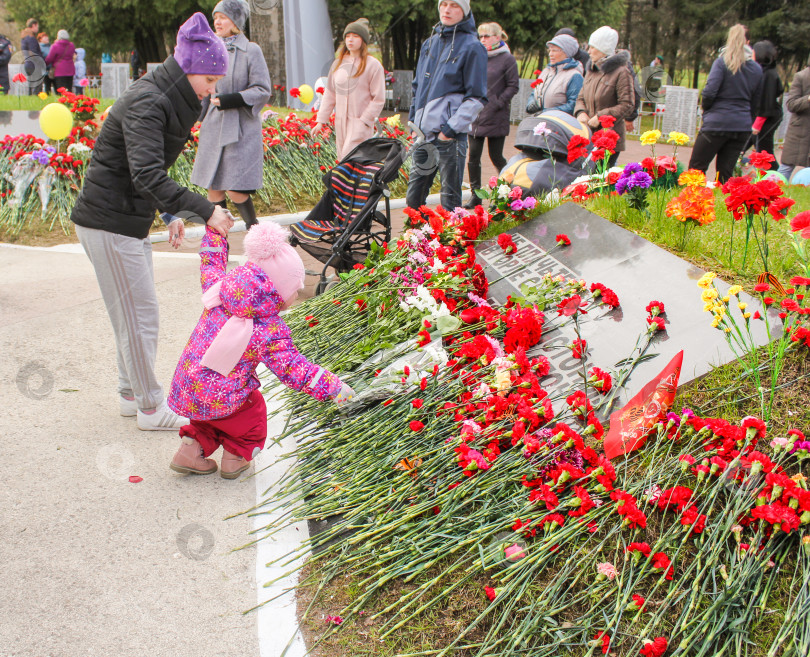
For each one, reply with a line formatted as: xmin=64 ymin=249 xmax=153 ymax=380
xmin=407 ymin=0 xmax=487 ymax=211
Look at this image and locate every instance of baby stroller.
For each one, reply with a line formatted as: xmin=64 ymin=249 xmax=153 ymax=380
xmin=500 ymin=110 xmax=595 ymax=196
xmin=290 ymin=134 xmax=412 ymax=295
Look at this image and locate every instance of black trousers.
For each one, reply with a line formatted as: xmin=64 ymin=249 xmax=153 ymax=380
xmin=467 ymin=135 xmax=507 ymax=189
xmin=54 ymin=76 xmax=73 ymax=93
xmin=688 ymin=130 xmax=750 ymax=183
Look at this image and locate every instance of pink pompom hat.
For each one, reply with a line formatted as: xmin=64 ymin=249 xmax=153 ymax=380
xmin=243 ymin=223 xmax=305 ymax=302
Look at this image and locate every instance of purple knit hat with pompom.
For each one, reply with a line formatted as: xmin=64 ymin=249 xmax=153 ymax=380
xmin=174 ymin=12 xmax=228 ymax=75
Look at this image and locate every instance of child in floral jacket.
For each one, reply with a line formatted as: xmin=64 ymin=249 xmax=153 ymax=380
xmin=168 ymin=222 xmax=353 ymax=479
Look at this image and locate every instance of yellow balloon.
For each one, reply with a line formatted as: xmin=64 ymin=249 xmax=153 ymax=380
xmin=298 ymin=84 xmax=314 ymax=105
xmin=39 ymin=102 xmax=74 ymax=141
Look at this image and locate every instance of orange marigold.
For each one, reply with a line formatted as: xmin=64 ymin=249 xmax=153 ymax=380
xmin=678 ymin=169 xmax=707 ymax=187
xmin=666 ymin=186 xmax=716 ymax=226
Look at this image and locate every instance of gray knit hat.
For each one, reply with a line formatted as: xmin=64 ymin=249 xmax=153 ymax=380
xmin=546 ymin=34 xmax=579 ymax=59
xmin=343 ymin=17 xmax=370 ymax=44
xmin=437 ymin=0 xmax=470 ymax=16
xmin=212 ymin=0 xmax=250 ymax=33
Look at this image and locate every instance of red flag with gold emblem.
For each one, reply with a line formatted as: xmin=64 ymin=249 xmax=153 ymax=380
xmin=604 ymin=350 xmax=684 ymax=460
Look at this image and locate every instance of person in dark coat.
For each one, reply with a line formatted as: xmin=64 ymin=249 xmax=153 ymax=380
xmin=778 ymin=60 xmax=810 ymax=182
xmin=70 ymin=13 xmax=234 ymax=431
xmin=20 ymin=19 xmax=43 ymax=94
xmin=688 ymin=24 xmax=762 ymax=183
xmin=191 ymin=0 xmax=272 ymax=229
xmin=465 ymin=21 xmax=518 ymax=207
xmin=407 ymin=0 xmax=487 ymax=212
xmin=0 ymin=33 xmax=13 ymax=94
xmin=750 ymin=41 xmax=783 ymax=169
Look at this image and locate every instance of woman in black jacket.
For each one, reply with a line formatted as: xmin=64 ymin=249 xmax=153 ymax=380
xmin=70 ymin=13 xmax=234 ymax=431
xmin=751 ymin=41 xmax=783 ymax=169
xmin=465 ymin=21 xmax=519 ymax=208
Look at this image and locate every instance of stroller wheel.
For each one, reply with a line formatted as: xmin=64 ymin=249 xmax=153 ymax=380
xmin=315 ymin=278 xmax=339 ymax=296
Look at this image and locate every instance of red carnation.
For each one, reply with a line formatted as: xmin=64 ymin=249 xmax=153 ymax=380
xmin=409 ymin=420 xmax=424 ymax=432
xmin=645 ymin=300 xmax=665 ymax=316
xmin=289 ymin=87 xmax=301 ymax=98
xmin=557 ymin=294 xmax=588 ymax=317
xmin=640 ymin=637 xmax=668 ymax=657
xmin=497 ymin=233 xmax=517 ymax=255
xmin=791 ymin=211 xmax=810 ymax=238
xmin=556 ymin=233 xmax=571 ymax=246
xmin=748 ymin=150 xmax=776 ymax=171
xmin=571 ymin=339 xmax=587 ymax=359
xmin=598 ymin=115 xmax=616 ymax=129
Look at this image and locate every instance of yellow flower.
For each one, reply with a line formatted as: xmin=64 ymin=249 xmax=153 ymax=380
xmin=703 ymin=302 xmax=714 ymax=313
xmin=701 ymin=288 xmax=719 ymax=303
xmin=667 ymin=131 xmax=690 ymax=146
xmin=711 ymin=317 xmax=721 ymax=328
xmin=640 ymin=130 xmax=661 ymax=145
xmin=738 ymin=302 xmax=747 ymax=311
xmin=38 ymin=91 xmax=48 ymax=100
xmin=678 ymin=169 xmax=707 ymax=187
xmin=386 ymin=114 xmax=401 ymax=127
xmin=697 ymin=272 xmax=717 ymax=288
xmin=722 ymin=295 xmax=730 ymax=303
xmin=727 ymin=285 xmax=743 ymax=296
xmin=724 ymin=327 xmax=731 ymax=333
xmin=743 ymin=312 xmax=751 ymax=319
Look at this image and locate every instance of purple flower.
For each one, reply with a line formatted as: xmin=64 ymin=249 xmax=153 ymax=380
xmin=627 ymin=171 xmax=653 ymax=189
xmin=31 ymin=150 xmax=50 ymax=165
xmin=522 ymin=196 xmax=537 ymax=210
xmin=615 ymin=177 xmax=629 ymax=195
xmin=510 ymin=199 xmax=524 ymax=211
xmin=622 ymin=162 xmax=643 ymax=175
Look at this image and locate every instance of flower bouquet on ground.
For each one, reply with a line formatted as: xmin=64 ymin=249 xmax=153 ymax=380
xmin=473 ymin=176 xmax=539 ymax=222
xmin=245 ymin=203 xmax=810 ymax=656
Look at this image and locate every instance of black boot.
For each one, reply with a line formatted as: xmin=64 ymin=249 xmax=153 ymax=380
xmin=464 ymin=161 xmax=482 ymax=209
xmin=234 ymin=197 xmax=258 ymax=229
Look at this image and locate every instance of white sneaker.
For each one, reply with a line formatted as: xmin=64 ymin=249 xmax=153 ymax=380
xmin=137 ymin=402 xmax=188 ymax=431
xmin=120 ymin=395 xmax=137 ymax=417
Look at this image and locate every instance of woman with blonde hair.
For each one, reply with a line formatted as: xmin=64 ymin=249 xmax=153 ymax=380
xmin=688 ymin=24 xmax=763 ymax=183
xmin=464 ymin=21 xmax=519 ymax=207
xmin=313 ymin=18 xmax=386 ymax=159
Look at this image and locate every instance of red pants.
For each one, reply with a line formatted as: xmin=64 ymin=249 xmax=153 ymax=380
xmin=179 ymin=390 xmax=267 ymax=461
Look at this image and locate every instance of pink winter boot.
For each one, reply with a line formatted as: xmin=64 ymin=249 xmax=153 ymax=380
xmin=220 ymin=450 xmax=250 ymax=480
xmin=170 ymin=437 xmax=218 ymax=475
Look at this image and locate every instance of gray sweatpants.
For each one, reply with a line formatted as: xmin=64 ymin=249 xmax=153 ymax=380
xmin=75 ymin=224 xmax=163 ymax=411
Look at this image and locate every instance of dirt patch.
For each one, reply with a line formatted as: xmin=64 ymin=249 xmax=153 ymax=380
xmin=296 ymin=559 xmax=491 ymax=657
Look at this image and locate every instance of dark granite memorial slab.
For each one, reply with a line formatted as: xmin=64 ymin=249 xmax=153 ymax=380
xmin=476 ymin=203 xmax=781 ymax=414
xmin=0 ymin=111 xmax=45 ymax=140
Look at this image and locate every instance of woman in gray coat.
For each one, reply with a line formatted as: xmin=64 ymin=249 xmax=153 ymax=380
xmin=778 ymin=62 xmax=810 ymax=182
xmin=191 ymin=0 xmax=271 ymax=228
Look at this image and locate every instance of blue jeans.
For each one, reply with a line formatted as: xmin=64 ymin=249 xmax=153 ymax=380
xmin=406 ymin=136 xmax=467 ymax=211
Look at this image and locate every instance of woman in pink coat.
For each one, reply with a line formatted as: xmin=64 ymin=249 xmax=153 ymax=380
xmin=313 ymin=18 xmax=386 ymax=159
xmin=167 ymin=222 xmax=354 ymax=479
xmin=44 ymin=29 xmax=75 ymax=92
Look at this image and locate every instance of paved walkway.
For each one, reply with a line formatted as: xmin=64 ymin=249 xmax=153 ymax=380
xmin=1 ymin=124 xmax=708 ymax=656
xmin=0 ymin=246 xmax=267 ymax=656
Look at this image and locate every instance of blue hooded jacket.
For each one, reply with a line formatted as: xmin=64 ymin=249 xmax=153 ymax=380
xmin=409 ymin=12 xmax=487 ymax=140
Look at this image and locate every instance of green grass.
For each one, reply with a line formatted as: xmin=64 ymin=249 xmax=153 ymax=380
xmin=0 ymin=94 xmax=116 ymax=112
xmin=583 ymin=184 xmax=810 ymax=289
